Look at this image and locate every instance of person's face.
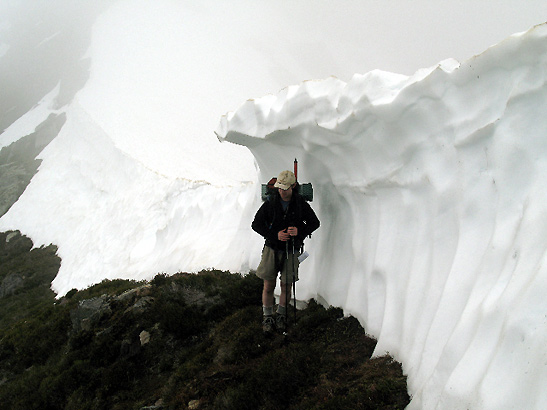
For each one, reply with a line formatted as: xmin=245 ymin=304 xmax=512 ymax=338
xmin=279 ymin=185 xmax=293 ymax=201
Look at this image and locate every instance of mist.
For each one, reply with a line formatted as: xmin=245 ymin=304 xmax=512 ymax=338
xmin=2 ymin=0 xmax=547 ymax=140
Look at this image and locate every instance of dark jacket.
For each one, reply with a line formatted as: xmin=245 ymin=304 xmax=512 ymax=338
xmin=252 ymin=192 xmax=320 ymax=253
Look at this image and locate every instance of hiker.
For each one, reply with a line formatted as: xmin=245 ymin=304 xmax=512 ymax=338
xmin=252 ymin=170 xmax=320 ymax=333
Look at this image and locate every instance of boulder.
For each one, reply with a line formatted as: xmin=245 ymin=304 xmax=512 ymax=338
xmin=0 ymin=273 xmax=24 ymax=298
xmin=70 ymin=295 xmax=112 ymax=332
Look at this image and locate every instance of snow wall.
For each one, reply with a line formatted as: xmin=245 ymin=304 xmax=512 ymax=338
xmin=216 ymin=24 xmax=547 ymax=410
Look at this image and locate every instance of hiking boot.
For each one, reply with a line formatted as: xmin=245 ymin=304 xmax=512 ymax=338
xmin=276 ymin=314 xmax=287 ymax=332
xmin=262 ymin=315 xmax=275 ymax=334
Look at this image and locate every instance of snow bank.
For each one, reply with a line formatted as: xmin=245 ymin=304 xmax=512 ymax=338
xmin=0 ymin=101 xmax=262 ymax=293
xmin=217 ymin=23 xmax=547 ymax=410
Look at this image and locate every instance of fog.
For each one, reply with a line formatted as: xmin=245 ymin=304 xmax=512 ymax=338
xmin=2 ymin=0 xmax=547 ymax=138
xmin=0 ymin=0 xmax=109 ymax=131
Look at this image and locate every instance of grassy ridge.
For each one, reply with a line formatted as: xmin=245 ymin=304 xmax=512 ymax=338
xmin=0 ymin=232 xmax=409 ymax=410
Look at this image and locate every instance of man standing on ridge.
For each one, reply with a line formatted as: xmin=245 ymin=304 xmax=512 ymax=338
xmin=252 ymin=170 xmax=320 ymax=334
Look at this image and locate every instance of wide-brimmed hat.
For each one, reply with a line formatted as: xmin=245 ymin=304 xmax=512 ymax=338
xmin=274 ymin=170 xmax=296 ymax=190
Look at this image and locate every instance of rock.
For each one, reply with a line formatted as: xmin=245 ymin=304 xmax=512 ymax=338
xmin=188 ymin=399 xmax=202 ymax=409
xmin=139 ymin=398 xmax=164 ymax=409
xmin=70 ymin=295 xmax=112 ymax=332
xmin=0 ymin=163 xmax=34 ymax=217
xmin=214 ymin=344 xmax=233 ymax=365
xmin=5 ymin=232 xmax=18 ymax=243
xmin=125 ymin=296 xmax=155 ymax=315
xmin=0 ymin=273 xmax=25 ymax=298
xmin=116 ymin=284 xmax=153 ymax=302
xmin=0 ymin=113 xmax=65 ymax=217
xmin=139 ymin=330 xmax=151 ymax=345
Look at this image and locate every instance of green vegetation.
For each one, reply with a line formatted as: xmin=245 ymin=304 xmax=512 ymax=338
xmin=0 ymin=231 xmax=409 ymax=410
xmin=0 ymin=231 xmax=61 ymax=328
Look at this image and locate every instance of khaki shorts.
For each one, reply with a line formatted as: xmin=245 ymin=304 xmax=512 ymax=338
xmin=256 ymin=245 xmax=300 ymax=283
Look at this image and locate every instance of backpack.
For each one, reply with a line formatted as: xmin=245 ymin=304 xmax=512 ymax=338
xmin=260 ymin=159 xmax=314 ymax=202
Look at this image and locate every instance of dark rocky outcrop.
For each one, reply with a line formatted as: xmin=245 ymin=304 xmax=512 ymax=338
xmin=70 ymin=294 xmax=112 ymax=333
xmin=0 ymin=113 xmax=66 ymax=216
xmin=0 ymin=273 xmax=24 ymax=298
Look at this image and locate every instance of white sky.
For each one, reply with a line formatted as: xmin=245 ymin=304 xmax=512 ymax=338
xmin=2 ymin=0 xmax=547 ymax=77
xmin=149 ymin=0 xmax=547 ymax=80
xmin=319 ymin=0 xmax=547 ymax=76
xmin=2 ymin=0 xmax=547 ymax=180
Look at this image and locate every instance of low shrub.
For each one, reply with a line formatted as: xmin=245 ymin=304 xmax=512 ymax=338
xmin=0 ymin=252 xmax=409 ymax=410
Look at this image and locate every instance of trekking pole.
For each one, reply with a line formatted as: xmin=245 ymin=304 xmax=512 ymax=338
xmin=292 ymin=238 xmax=297 ymax=325
xmin=285 ymin=239 xmax=290 ymax=329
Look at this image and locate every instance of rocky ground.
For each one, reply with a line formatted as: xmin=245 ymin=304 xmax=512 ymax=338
xmin=0 ymin=231 xmax=409 ymax=410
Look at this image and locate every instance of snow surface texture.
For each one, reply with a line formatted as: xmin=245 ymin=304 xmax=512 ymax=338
xmin=217 ymin=24 xmax=547 ymax=410
xmin=1 ymin=101 xmax=260 ymax=291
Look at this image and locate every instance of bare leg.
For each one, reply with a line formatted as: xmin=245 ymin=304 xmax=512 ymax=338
xmin=262 ymin=279 xmax=276 ymax=308
xmin=279 ymin=281 xmax=292 ymax=307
